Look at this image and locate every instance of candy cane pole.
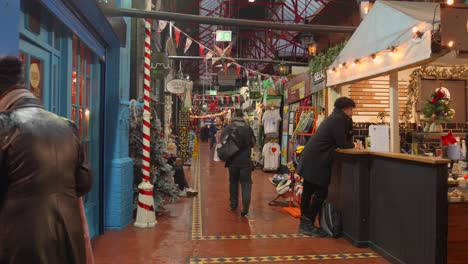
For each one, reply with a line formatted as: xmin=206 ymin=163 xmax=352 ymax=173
xmin=134 ymin=0 xmax=157 ymax=228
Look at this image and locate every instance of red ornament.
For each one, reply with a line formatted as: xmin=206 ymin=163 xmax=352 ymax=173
xmin=430 ymin=98 xmax=436 ymax=104
xmin=436 ymin=91 xmax=445 ymax=99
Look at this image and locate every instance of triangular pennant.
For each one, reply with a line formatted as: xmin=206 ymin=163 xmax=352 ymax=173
xmin=273 ymin=77 xmax=278 ymax=84
xmin=174 ymin=27 xmax=181 ymax=47
xmin=204 ymin=51 xmax=214 ymax=62
xmin=184 ymin=38 xmax=193 ymax=54
xmin=158 ymin=20 xmax=168 ymax=33
xmin=237 ymin=95 xmax=241 ymax=102
xmin=236 ymin=65 xmax=241 ymax=77
xmin=220 ymin=96 xmax=224 ymax=104
xmin=199 ymin=45 xmax=205 ymax=57
xmin=226 ymin=96 xmax=230 ymax=104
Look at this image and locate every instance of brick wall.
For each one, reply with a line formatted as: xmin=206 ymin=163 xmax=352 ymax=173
xmin=347 ymin=77 xmax=409 ymax=122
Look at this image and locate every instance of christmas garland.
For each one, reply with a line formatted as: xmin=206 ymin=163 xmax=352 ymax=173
xmin=308 ymin=42 xmax=346 ymax=74
xmin=402 ymin=65 xmax=468 ymax=122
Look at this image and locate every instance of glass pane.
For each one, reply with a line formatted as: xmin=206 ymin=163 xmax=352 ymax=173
xmin=72 ymin=70 xmax=77 ymax=105
xmin=86 ymin=79 xmax=90 ymax=108
xmin=79 ymin=44 xmax=84 ymax=106
xmin=29 ymin=57 xmax=42 ymax=100
xmin=85 ymin=108 xmax=90 ymax=140
xmin=71 ymin=106 xmax=76 ymax=122
xmin=78 ymin=108 xmax=83 ymax=139
xmin=27 ymin=2 xmax=41 ymax=35
xmin=72 ymin=35 xmax=77 ymax=68
xmin=54 ymin=20 xmax=60 ymax=49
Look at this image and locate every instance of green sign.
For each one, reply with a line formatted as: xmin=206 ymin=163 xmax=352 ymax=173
xmin=216 ymin=30 xmax=232 ymax=42
xmin=208 ymin=90 xmax=217 ymax=96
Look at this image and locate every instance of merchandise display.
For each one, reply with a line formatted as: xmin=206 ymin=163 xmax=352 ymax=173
xmin=262 ymin=107 xmax=282 ymax=135
xmin=262 ymin=141 xmax=281 ymax=172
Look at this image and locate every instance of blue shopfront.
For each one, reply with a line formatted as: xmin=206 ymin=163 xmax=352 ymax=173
xmin=0 ymin=0 xmax=134 ymax=237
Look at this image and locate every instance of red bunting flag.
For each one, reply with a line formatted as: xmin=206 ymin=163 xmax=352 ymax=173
xmin=174 ymin=27 xmax=181 ymax=47
xmin=237 ymin=95 xmax=241 ymax=102
xmin=199 ymin=45 xmax=205 ymax=57
xmin=226 ymin=96 xmax=230 ymax=104
xmin=236 ymin=65 xmax=241 ymax=77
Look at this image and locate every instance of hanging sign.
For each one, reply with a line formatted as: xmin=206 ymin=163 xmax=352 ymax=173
xmin=312 ymin=71 xmax=325 ymax=85
xmin=215 ymin=30 xmax=232 ymax=42
xmin=166 ymin=79 xmax=188 ymax=94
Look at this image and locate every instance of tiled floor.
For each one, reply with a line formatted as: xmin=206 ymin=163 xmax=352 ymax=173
xmin=93 ymin=143 xmax=388 ymax=264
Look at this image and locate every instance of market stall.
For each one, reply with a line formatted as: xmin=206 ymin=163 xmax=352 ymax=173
xmin=325 ymin=2 xmax=468 ymax=264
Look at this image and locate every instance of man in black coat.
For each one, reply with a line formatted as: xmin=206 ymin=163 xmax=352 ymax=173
xmin=222 ymin=109 xmax=256 ymax=217
xmin=297 ymin=97 xmax=355 ymax=237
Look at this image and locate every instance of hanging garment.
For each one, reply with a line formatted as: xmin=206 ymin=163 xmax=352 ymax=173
xmin=262 ymin=109 xmax=282 ymax=135
xmin=262 ymin=142 xmax=281 ymax=171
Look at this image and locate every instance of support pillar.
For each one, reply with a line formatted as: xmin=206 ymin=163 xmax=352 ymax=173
xmin=389 ymin=72 xmax=400 ymax=153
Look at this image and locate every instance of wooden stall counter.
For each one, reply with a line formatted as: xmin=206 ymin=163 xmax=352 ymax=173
xmin=330 ymin=149 xmax=450 ymax=264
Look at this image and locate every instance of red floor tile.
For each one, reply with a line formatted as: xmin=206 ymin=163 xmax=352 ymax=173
xmin=93 ymin=142 xmax=388 ymax=264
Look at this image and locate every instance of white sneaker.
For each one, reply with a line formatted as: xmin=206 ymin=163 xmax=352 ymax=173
xmin=186 ymin=187 xmax=198 ymax=196
xmin=178 ymin=189 xmax=187 ymax=197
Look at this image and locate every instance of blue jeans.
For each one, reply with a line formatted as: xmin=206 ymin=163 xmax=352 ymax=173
xmin=228 ymin=166 xmax=252 ymax=213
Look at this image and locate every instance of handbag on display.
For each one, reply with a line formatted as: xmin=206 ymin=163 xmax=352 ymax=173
xmin=217 ymin=129 xmax=239 ymax=162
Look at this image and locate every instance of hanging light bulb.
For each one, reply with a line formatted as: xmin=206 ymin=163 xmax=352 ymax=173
xmin=448 ymin=40 xmax=454 ymax=48
xmin=389 ymin=46 xmax=396 ymax=57
xmin=412 ymin=26 xmax=419 ymax=33
xmin=352 ymin=59 xmax=360 ymax=67
xmin=338 ymin=63 xmax=343 ymax=69
xmin=447 ymin=0 xmax=454 ymax=5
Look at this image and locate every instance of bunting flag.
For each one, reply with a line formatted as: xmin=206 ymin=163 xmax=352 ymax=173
xmin=199 ymin=45 xmax=205 ymax=57
xmin=237 ymin=95 xmax=241 ymax=102
xmin=204 ymin=51 xmax=214 ymax=62
xmin=184 ymin=38 xmax=193 ymax=54
xmin=220 ymin=96 xmax=224 ymax=105
xmin=236 ymin=65 xmax=241 ymax=77
xmin=174 ymin=27 xmax=181 ymax=47
xmin=273 ymin=76 xmax=278 ymax=84
xmin=158 ymin=20 xmax=168 ymax=33
xmin=226 ymin=96 xmax=230 ymax=104
xmin=232 ymin=95 xmax=236 ymax=104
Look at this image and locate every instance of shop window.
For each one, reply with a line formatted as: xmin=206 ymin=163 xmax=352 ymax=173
xmin=71 ymin=35 xmax=94 ymax=141
xmin=26 ymin=0 xmax=41 ymax=35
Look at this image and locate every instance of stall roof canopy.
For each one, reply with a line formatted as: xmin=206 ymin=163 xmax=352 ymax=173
xmin=327 ymin=1 xmax=442 ymax=87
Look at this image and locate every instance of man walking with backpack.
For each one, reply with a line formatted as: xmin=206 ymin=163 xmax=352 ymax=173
xmin=221 ymin=109 xmax=256 ymax=217
xmin=297 ymin=97 xmax=355 ymax=237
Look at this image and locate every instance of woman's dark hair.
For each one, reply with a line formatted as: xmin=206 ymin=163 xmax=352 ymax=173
xmin=334 ymin=97 xmax=356 ymax=109
xmin=0 ymin=56 xmax=23 ymax=93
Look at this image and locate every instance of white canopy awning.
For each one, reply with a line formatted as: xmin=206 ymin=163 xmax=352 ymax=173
xmin=327 ymin=1 xmax=441 ymax=87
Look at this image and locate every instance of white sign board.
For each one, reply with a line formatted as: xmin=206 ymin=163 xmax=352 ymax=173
xmin=215 ymin=30 xmax=232 ymax=42
xmin=369 ymin=125 xmax=390 ymax=152
xmin=166 ymin=79 xmax=188 ymax=94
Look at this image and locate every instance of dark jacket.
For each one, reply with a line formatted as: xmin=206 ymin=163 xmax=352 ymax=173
xmin=222 ymin=117 xmax=256 ymax=168
xmin=0 ymin=90 xmax=92 ymax=264
xmin=297 ymin=109 xmax=354 ymax=187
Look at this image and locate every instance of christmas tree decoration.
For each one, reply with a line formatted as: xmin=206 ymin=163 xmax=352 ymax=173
xmin=422 ymin=87 xmax=454 ymax=132
xmin=130 ymin=102 xmax=179 ymax=215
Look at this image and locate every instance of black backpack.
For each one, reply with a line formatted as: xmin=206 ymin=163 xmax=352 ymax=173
xmin=320 ymin=201 xmax=342 ymax=238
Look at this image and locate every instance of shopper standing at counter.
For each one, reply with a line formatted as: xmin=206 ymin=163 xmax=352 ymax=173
xmin=297 ymin=97 xmax=355 ymax=237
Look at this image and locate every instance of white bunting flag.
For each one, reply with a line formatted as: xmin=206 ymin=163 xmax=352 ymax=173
xmin=158 ymin=20 xmax=168 ymax=33
xmin=204 ymin=51 xmax=214 ymax=62
xmin=184 ymin=38 xmax=193 ymax=54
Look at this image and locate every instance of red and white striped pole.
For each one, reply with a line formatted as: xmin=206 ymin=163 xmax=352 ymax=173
xmin=134 ymin=0 xmax=157 ymax=228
